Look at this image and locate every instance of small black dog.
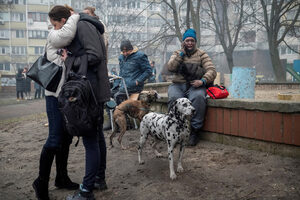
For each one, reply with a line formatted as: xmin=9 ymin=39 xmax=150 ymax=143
xmin=178 ymin=62 xmax=205 ymax=87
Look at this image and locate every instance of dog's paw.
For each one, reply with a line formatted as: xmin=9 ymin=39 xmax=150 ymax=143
xmin=155 ymin=151 xmax=163 ymax=158
xmin=177 ymin=166 xmax=184 ymax=173
xmin=139 ymin=160 xmax=145 ymax=165
xmin=121 ymin=145 xmax=129 ymax=150
xmin=170 ymin=173 xmax=177 ymax=180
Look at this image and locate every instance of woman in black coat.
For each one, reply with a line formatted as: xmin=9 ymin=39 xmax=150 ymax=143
xmin=16 ymin=68 xmax=25 ymax=100
xmin=62 ymin=13 xmax=110 ymax=200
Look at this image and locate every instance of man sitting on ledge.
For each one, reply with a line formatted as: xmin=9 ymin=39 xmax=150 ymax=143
xmin=167 ymin=28 xmax=216 ymax=146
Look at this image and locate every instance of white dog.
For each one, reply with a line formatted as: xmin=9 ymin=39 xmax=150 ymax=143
xmin=138 ymin=98 xmax=195 ymax=180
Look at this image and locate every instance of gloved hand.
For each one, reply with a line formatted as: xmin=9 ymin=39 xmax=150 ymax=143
xmin=179 ymin=51 xmax=185 ymax=58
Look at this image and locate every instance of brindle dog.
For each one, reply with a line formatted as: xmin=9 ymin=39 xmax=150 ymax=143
xmin=110 ymin=90 xmax=159 ymax=149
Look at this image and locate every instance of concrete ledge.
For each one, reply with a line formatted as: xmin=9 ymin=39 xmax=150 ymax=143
xmin=154 ymin=94 xmax=300 ymax=113
xmin=200 ymin=131 xmax=300 ymax=158
xmin=207 ymin=98 xmax=300 ymax=113
xmin=150 ymin=93 xmax=300 ymax=147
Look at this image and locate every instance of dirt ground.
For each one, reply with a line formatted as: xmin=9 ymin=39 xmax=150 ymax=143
xmin=0 ymin=98 xmax=300 ymax=200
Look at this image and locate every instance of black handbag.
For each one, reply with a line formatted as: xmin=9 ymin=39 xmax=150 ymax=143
xmin=26 ymin=53 xmax=62 ymax=92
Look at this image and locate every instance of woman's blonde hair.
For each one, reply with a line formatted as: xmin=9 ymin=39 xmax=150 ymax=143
xmin=84 ymin=6 xmax=96 ymax=16
xmin=64 ymin=4 xmax=74 ymax=12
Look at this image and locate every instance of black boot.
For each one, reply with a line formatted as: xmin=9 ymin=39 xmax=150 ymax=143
xmin=32 ymin=147 xmax=56 ymax=200
xmin=94 ymin=176 xmax=108 ymax=191
xmin=188 ymin=128 xmax=199 ymax=146
xmin=55 ymin=144 xmax=79 ymax=190
xmin=32 ymin=177 xmax=49 ymax=200
xmin=66 ymin=185 xmax=95 ymax=200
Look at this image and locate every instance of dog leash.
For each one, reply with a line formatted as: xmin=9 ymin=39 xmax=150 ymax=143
xmin=115 ymin=106 xmax=154 ymax=112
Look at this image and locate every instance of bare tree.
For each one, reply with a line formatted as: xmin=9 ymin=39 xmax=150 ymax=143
xmin=259 ymin=0 xmax=300 ymax=82
xmin=0 ymin=0 xmax=14 ymax=11
xmin=140 ymin=0 xmax=204 ymax=48
xmin=205 ymin=0 xmax=246 ymax=73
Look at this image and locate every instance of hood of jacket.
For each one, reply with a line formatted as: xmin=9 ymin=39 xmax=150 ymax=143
xmin=79 ymin=13 xmax=104 ymax=34
xmin=120 ymin=46 xmax=138 ymax=57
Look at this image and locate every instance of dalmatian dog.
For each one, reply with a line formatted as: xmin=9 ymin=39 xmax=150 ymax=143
xmin=138 ymin=98 xmax=195 ymax=180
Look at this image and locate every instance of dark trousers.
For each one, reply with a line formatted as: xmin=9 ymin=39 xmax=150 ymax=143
xmin=168 ymin=83 xmax=207 ymax=130
xmin=37 ymin=96 xmax=73 ymax=181
xmin=82 ymin=103 xmax=106 ymax=191
xmin=17 ymin=91 xmax=23 ymax=99
xmin=45 ymin=96 xmax=72 ymax=148
xmin=35 ymin=89 xmax=41 ymax=99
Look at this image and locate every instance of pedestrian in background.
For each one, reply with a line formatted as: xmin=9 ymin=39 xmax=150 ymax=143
xmin=23 ymin=67 xmax=32 ymax=100
xmin=34 ymin=82 xmax=41 ymax=99
xmin=148 ymin=60 xmax=157 ymax=83
xmin=113 ymin=40 xmax=152 ymax=105
xmin=15 ymin=68 xmax=25 ymax=101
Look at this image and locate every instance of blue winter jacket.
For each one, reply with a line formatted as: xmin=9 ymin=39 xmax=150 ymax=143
xmin=116 ymin=47 xmax=152 ymax=93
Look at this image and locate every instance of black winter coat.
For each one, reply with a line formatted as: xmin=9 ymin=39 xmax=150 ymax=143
xmin=65 ymin=14 xmax=110 ymax=103
xmin=24 ymin=76 xmax=31 ymax=92
xmin=16 ymin=70 xmax=25 ymax=92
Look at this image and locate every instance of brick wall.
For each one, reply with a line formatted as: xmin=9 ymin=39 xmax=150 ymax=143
xmin=152 ymin=96 xmax=300 ymax=147
xmin=203 ymin=107 xmax=300 ymax=146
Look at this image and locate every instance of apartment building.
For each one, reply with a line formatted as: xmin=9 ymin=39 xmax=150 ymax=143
xmin=0 ymin=0 xmax=70 ymax=79
xmin=70 ymin=0 xmax=163 ymax=71
xmin=1 ymin=0 xmax=298 ymax=83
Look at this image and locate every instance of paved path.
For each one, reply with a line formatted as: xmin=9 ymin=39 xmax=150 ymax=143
xmin=0 ymin=99 xmax=46 ymax=121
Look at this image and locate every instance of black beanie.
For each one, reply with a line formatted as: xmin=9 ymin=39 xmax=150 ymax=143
xmin=120 ymin=40 xmax=133 ymax=51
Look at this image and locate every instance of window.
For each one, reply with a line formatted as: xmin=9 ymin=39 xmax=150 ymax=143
xmin=28 ymin=30 xmax=48 ymax=39
xmin=0 ymin=12 xmax=10 ymax=21
xmin=285 ymin=45 xmax=298 ymax=55
xmin=0 ymin=46 xmax=10 ymax=55
xmin=13 ymin=0 xmax=26 ymax=4
xmin=281 ymin=46 xmax=286 ymax=55
xmin=28 ymin=12 xmax=48 ymax=22
xmin=11 ymin=13 xmax=26 ymax=22
xmin=12 ymin=30 xmax=26 ymax=38
xmin=0 ymin=63 xmax=10 ymax=71
xmin=34 ymin=46 xmax=44 ymax=55
xmin=11 ymin=46 xmax=27 ymax=55
xmin=0 ymin=30 xmax=10 ymax=39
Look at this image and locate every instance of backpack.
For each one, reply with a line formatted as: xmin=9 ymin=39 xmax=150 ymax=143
xmin=58 ymin=72 xmax=99 ymax=137
xmin=206 ymin=84 xmax=229 ymax=99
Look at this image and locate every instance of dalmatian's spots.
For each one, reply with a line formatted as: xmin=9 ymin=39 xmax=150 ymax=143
xmin=137 ymin=98 xmax=195 ymax=180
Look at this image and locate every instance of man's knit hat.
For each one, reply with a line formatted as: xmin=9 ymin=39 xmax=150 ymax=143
xmin=120 ymin=40 xmax=133 ymax=51
xmin=183 ymin=28 xmax=197 ymax=41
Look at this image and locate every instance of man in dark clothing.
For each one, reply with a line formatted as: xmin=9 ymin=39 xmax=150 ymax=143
xmin=16 ymin=68 xmax=25 ymax=101
xmin=168 ymin=29 xmax=216 ymax=146
xmin=113 ymin=40 xmax=152 ymax=105
xmin=34 ymin=82 xmax=42 ymax=99
xmin=62 ymin=13 xmax=110 ymax=200
xmin=148 ymin=60 xmax=157 ymax=83
xmin=102 ymin=40 xmax=152 ymax=131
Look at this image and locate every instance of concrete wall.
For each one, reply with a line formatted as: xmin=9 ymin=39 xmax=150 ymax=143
xmin=151 ymin=96 xmax=300 ymax=147
xmin=144 ymin=82 xmax=300 ymax=94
